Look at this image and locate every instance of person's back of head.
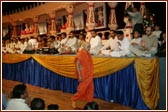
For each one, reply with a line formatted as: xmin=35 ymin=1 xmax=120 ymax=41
xmin=84 ymin=101 xmax=99 ymax=110
xmin=47 ymin=104 xmax=59 ymax=110
xmin=12 ymin=84 xmax=27 ymax=98
xmin=31 ymin=98 xmax=45 ymax=110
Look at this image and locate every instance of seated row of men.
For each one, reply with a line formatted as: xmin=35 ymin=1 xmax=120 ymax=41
xmin=2 ymin=26 xmax=166 ymax=57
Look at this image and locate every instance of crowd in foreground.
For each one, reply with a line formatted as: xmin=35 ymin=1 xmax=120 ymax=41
xmin=2 ymin=84 xmax=99 ymax=110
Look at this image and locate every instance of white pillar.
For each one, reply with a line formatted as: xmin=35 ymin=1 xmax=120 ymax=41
xmin=108 ymin=2 xmax=118 ymax=30
xmin=66 ymin=4 xmax=75 ymax=34
xmin=49 ymin=11 xmax=57 ymax=36
xmin=140 ymin=2 xmax=146 ymax=17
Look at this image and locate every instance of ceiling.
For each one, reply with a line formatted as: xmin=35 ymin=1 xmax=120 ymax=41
xmin=2 ymin=2 xmax=45 ymax=15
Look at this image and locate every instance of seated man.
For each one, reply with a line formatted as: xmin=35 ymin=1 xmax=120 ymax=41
xmin=89 ymin=30 xmax=102 ymax=55
xmin=155 ymin=31 xmax=166 ymax=57
xmin=110 ymin=30 xmax=131 ymax=57
xmin=58 ymin=31 xmax=78 ymax=54
xmin=6 ymin=84 xmax=31 ymax=110
xmin=129 ymin=30 xmax=142 ymax=56
xmin=98 ymin=30 xmax=119 ymax=56
xmin=130 ymin=26 xmax=158 ymax=57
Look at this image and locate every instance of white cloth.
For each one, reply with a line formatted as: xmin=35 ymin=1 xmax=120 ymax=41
xmin=6 ymin=99 xmax=30 ymax=110
xmin=28 ymin=39 xmax=38 ymax=47
xmin=130 ymin=38 xmax=142 ymax=48
xmin=110 ymin=37 xmax=130 ymax=57
xmin=65 ymin=37 xmax=78 ymax=52
xmin=128 ymin=12 xmax=143 ymax=27
xmin=100 ymin=37 xmax=119 ymax=56
xmin=90 ymin=35 xmax=102 ymax=55
xmin=152 ymin=30 xmax=162 ymax=39
xmin=60 ymin=38 xmax=68 ymax=45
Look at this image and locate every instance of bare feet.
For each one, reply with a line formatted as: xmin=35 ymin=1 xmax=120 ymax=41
xmin=72 ymin=101 xmax=77 ymax=109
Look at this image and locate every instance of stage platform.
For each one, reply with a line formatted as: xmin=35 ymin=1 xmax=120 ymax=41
xmin=2 ymin=54 xmax=165 ymax=110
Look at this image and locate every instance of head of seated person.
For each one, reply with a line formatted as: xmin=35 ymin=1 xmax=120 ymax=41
xmin=31 ymin=98 xmax=45 ymax=110
xmin=83 ymin=101 xmax=99 ymax=110
xmin=47 ymin=104 xmax=59 ymax=110
xmin=11 ymin=83 xmax=28 ymax=99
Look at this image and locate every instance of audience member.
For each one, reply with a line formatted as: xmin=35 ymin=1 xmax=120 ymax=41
xmin=84 ymin=101 xmax=99 ymax=110
xmin=89 ymin=30 xmax=102 ymax=55
xmin=6 ymin=84 xmax=31 ymax=110
xmin=47 ymin=104 xmax=59 ymax=110
xmin=155 ymin=32 xmax=166 ymax=57
xmin=98 ymin=30 xmax=119 ymax=56
xmin=31 ymin=98 xmax=45 ymax=110
xmin=127 ymin=7 xmax=144 ymax=35
xmin=110 ymin=30 xmax=131 ymax=57
xmin=130 ymin=26 xmax=158 ymax=57
xmin=2 ymin=92 xmax=7 ymax=110
xmin=129 ymin=30 xmax=142 ymax=56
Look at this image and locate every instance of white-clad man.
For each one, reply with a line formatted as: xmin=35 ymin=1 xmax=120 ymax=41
xmin=110 ymin=30 xmax=131 ymax=57
xmin=98 ymin=30 xmax=119 ymax=56
xmin=130 ymin=26 xmax=158 ymax=57
xmin=89 ymin=30 xmax=102 ymax=55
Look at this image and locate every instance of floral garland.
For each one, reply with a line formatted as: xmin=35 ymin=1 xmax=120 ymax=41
xmin=143 ymin=9 xmax=155 ymax=29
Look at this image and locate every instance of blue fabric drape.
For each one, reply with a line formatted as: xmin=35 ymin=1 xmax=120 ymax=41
xmin=2 ymin=58 xmax=148 ymax=109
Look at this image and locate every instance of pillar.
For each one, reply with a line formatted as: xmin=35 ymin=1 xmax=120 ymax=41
xmin=108 ymin=2 xmax=118 ymax=30
xmin=33 ymin=16 xmax=39 ymax=37
xmin=85 ymin=2 xmax=96 ymax=42
xmin=49 ymin=11 xmax=57 ymax=36
xmin=140 ymin=2 xmax=146 ymax=17
xmin=12 ymin=21 xmax=17 ymax=38
xmin=66 ymin=4 xmax=75 ymax=34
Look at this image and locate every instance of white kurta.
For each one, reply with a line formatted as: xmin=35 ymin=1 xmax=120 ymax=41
xmin=100 ymin=37 xmax=119 ymax=56
xmin=90 ymin=35 xmax=102 ymax=55
xmin=65 ymin=37 xmax=78 ymax=52
xmin=6 ymin=99 xmax=30 ymax=110
xmin=110 ymin=37 xmax=131 ymax=57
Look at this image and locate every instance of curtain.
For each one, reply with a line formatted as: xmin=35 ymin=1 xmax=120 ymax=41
xmin=2 ymin=58 xmax=148 ymax=109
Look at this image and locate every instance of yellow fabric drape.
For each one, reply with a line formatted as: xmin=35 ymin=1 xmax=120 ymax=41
xmin=2 ymin=54 xmax=31 ymax=63
xmin=134 ymin=58 xmax=160 ymax=109
xmin=93 ymin=57 xmax=134 ymax=78
xmin=2 ymin=54 xmax=160 ymax=109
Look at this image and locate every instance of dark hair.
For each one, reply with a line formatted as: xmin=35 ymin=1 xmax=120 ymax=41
xmin=61 ymin=32 xmax=67 ymax=37
xmin=116 ymin=30 xmax=124 ymax=35
xmin=31 ymin=98 xmax=45 ymax=110
xmin=48 ymin=104 xmax=59 ymax=110
xmin=90 ymin=29 xmax=97 ymax=33
xmin=12 ymin=84 xmax=27 ymax=98
xmin=110 ymin=30 xmax=116 ymax=33
xmin=84 ymin=101 xmax=99 ymax=110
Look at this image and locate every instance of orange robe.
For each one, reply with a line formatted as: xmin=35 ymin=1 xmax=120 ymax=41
xmin=71 ymin=49 xmax=94 ymax=102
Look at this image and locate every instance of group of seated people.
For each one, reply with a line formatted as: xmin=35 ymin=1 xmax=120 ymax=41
xmin=2 ymin=25 xmax=166 ymax=57
xmin=2 ymin=84 xmax=98 ymax=110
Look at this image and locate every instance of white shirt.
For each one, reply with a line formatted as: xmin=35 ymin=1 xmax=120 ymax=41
xmin=152 ymin=30 xmax=162 ymax=39
xmin=6 ymin=99 xmax=30 ymax=110
xmin=65 ymin=37 xmax=78 ymax=51
xmin=101 ymin=37 xmax=119 ymax=51
xmin=90 ymin=35 xmax=102 ymax=55
xmin=60 ymin=38 xmax=68 ymax=45
xmin=110 ymin=37 xmax=130 ymax=57
xmin=128 ymin=11 xmax=143 ymax=26
xmin=131 ymin=38 xmax=141 ymax=44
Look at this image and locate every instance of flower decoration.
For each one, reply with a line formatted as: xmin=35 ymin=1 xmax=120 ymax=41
xmin=143 ymin=9 xmax=155 ymax=29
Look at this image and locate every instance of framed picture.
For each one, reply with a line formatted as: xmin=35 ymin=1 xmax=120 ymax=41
xmin=74 ymin=11 xmax=85 ymax=30
xmin=94 ymin=2 xmax=107 ymax=29
xmin=56 ymin=18 xmax=64 ymax=33
xmin=38 ymin=22 xmax=47 ymax=35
